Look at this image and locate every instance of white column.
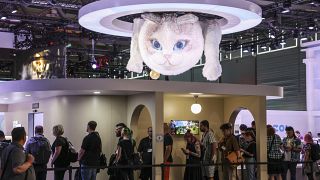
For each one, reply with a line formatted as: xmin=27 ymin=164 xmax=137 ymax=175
xmin=301 ymin=40 xmax=320 ymax=135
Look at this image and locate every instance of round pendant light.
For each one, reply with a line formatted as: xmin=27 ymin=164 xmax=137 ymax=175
xmin=191 ymin=95 xmax=202 ymax=114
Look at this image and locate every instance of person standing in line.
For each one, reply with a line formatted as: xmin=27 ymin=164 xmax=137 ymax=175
xmin=78 ymin=121 xmax=102 ymax=180
xmin=267 ymin=126 xmax=283 ymax=180
xmin=0 ymin=130 xmax=10 ymax=162
xmin=236 ymin=124 xmax=249 ymax=150
xmin=218 ymin=123 xmax=241 ymax=180
xmin=115 ymin=127 xmax=134 ymax=180
xmin=200 ymin=120 xmax=217 ymax=180
xmin=302 ymin=134 xmax=320 ymax=180
xmin=295 ymin=131 xmax=303 ymax=140
xmin=1 ymin=127 xmax=36 ymax=180
xmin=137 ymin=127 xmax=153 ymax=180
xmin=25 ymin=126 xmax=51 ymax=180
xmin=182 ymin=131 xmax=202 ymax=180
xmin=115 ymin=123 xmax=127 ymax=141
xmin=241 ymin=130 xmax=256 ymax=180
xmin=281 ymin=126 xmax=302 ymax=180
xmin=51 ymin=125 xmax=70 ymax=180
xmin=163 ymin=123 xmax=173 ymax=180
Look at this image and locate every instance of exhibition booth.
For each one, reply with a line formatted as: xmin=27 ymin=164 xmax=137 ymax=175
xmin=0 ymin=78 xmax=282 ymax=180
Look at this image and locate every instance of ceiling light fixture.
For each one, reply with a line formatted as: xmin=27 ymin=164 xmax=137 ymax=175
xmin=25 ymin=94 xmax=31 ymax=97
xmin=261 ymin=45 xmax=267 ymax=49
xmin=93 ymin=91 xmax=101 ymax=94
xmin=1 ymin=17 xmax=7 ymax=20
xmin=11 ymin=10 xmax=17 ymax=14
xmin=191 ymin=95 xmax=202 ymax=114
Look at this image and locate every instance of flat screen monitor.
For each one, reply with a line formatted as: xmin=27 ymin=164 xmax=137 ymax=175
xmin=170 ymin=120 xmax=200 ymax=135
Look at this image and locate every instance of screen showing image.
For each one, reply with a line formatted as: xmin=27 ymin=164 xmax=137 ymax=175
xmin=170 ymin=120 xmax=200 ymax=135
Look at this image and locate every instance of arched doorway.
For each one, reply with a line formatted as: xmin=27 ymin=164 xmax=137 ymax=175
xmin=130 ymin=105 xmax=153 ymax=143
xmin=229 ymin=107 xmax=255 ymax=135
xmin=130 ymin=105 xmax=153 ymax=179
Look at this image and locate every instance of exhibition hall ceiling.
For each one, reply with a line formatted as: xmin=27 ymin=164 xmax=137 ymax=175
xmin=0 ymin=0 xmax=319 ymax=50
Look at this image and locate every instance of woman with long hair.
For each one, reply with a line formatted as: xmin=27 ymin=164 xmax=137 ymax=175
xmin=303 ymin=134 xmax=320 ymax=180
xmin=181 ymin=130 xmax=202 ymax=180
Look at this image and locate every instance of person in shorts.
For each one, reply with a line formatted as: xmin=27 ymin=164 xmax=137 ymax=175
xmin=200 ymin=120 xmax=217 ymax=180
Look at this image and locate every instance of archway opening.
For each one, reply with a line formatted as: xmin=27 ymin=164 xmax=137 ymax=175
xmin=130 ymin=104 xmax=152 ymax=149
xmin=229 ymin=107 xmax=255 ymax=136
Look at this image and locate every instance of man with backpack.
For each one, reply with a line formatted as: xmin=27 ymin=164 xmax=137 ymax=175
xmin=78 ymin=121 xmax=102 ymax=180
xmin=303 ymin=133 xmax=320 ymax=180
xmin=1 ymin=127 xmax=36 ymax=180
xmin=0 ymin=130 xmax=10 ymax=160
xmin=25 ymin=126 xmax=51 ymax=180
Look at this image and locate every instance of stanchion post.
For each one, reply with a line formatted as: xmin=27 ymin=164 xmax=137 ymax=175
xmin=240 ymin=162 xmax=244 ymax=180
xmin=68 ymin=166 xmax=72 ymax=180
xmin=161 ymin=163 xmax=165 ymax=180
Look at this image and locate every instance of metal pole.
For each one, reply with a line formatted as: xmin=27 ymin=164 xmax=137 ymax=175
xmin=68 ymin=166 xmax=72 ymax=180
xmin=161 ymin=163 xmax=165 ymax=180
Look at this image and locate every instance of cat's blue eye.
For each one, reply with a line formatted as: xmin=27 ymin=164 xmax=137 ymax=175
xmin=151 ymin=40 xmax=162 ymax=51
xmin=173 ymin=40 xmax=187 ymax=51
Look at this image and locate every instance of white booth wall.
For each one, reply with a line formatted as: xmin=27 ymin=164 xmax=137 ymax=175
xmin=4 ymin=95 xmax=128 ymax=180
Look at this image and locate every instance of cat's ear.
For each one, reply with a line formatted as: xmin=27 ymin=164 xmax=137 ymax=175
xmin=127 ymin=18 xmax=144 ymax=73
xmin=202 ymin=20 xmax=222 ymax=81
xmin=177 ymin=14 xmax=199 ymax=24
xmin=141 ymin=13 xmax=161 ymax=24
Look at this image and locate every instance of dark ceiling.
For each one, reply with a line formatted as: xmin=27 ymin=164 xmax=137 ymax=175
xmin=0 ymin=0 xmax=319 ymax=50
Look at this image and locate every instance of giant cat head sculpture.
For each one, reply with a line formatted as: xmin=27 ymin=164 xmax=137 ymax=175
xmin=127 ymin=13 xmax=222 ymax=81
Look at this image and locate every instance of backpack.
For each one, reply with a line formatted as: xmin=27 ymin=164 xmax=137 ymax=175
xmin=310 ymin=143 xmax=320 ymax=161
xmin=0 ymin=141 xmax=10 ymax=157
xmin=65 ymin=138 xmax=78 ymax=163
xmin=28 ymin=137 xmax=51 ymax=165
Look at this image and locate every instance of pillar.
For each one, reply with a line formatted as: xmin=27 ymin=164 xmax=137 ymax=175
xmin=255 ymin=96 xmax=268 ymax=180
xmin=153 ymin=92 xmax=164 ymax=180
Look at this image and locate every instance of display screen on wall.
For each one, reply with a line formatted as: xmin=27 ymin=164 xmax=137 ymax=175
xmin=170 ymin=120 xmax=200 ymax=135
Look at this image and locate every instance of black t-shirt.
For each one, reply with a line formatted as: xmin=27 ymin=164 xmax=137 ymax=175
xmin=80 ymin=132 xmax=102 ymax=166
xmin=243 ymin=141 xmax=256 ymax=159
xmin=51 ymin=136 xmax=69 ymax=167
xmin=118 ymin=139 xmax=133 ymax=165
xmin=164 ymin=133 xmax=173 ymax=162
xmin=138 ymin=137 xmax=152 ymax=164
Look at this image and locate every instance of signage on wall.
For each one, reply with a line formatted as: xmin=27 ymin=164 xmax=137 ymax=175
xmin=32 ymin=103 xmax=39 ymax=109
xmin=272 ymin=124 xmax=288 ymax=133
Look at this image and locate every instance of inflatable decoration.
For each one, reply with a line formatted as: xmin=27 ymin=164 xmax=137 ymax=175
xmin=78 ymin=0 xmax=262 ymax=80
xmin=126 ymin=13 xmax=222 ymax=80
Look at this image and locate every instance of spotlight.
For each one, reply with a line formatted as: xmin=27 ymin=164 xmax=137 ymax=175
xmin=250 ymin=45 xmax=256 ymax=52
xmin=25 ymin=94 xmax=31 ymax=97
xmin=1 ymin=17 xmax=6 ymax=20
xmin=281 ymin=8 xmax=290 ymax=13
xmin=11 ymin=10 xmax=17 ymax=14
xmin=243 ymin=48 xmax=249 ymax=53
xmin=261 ymin=45 xmax=267 ymax=49
xmin=308 ymin=26 xmax=314 ymax=30
xmin=301 ymin=37 xmax=308 ymax=41
xmin=92 ymin=64 xmax=97 ymax=69
xmin=93 ymin=91 xmax=101 ymax=94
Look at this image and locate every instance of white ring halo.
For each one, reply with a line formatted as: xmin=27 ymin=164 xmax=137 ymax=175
xmin=79 ymin=0 xmax=262 ymax=37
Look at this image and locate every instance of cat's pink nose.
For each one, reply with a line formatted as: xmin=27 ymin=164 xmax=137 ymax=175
xmin=164 ymin=54 xmax=171 ymax=59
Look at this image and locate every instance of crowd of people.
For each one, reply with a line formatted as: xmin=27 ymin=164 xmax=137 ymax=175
xmin=0 ymin=120 xmax=319 ymax=180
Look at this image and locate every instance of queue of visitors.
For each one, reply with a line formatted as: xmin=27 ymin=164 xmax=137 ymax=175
xmin=0 ymin=120 xmax=319 ymax=180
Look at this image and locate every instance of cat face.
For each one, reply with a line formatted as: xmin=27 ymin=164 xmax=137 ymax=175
xmin=138 ymin=14 xmax=204 ymax=75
